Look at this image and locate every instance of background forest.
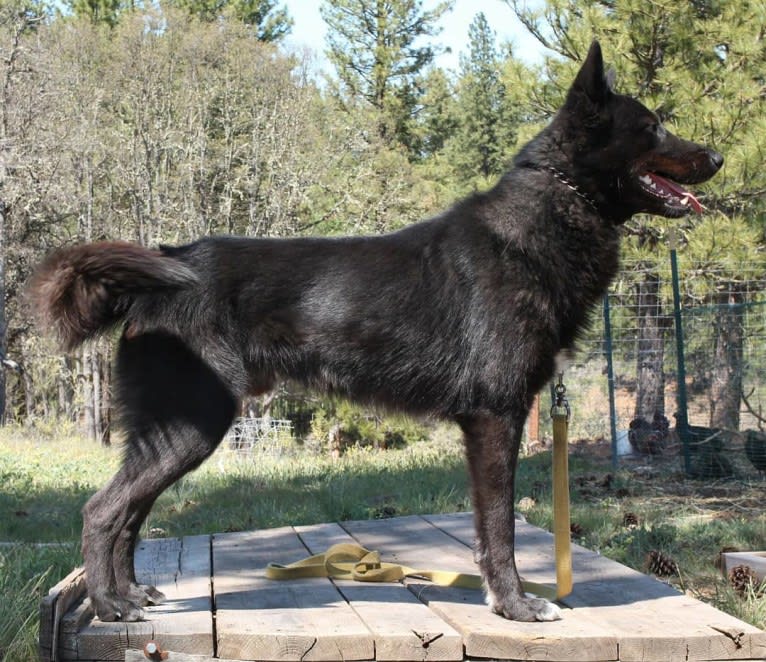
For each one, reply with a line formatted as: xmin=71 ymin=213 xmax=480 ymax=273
xmin=0 ymin=0 xmax=764 ymax=445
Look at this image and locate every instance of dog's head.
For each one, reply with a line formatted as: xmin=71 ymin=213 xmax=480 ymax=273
xmin=548 ymin=41 xmax=723 ymax=221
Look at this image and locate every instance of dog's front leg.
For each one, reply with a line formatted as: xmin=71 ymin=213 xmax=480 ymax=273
xmin=461 ymin=411 xmax=562 ymax=622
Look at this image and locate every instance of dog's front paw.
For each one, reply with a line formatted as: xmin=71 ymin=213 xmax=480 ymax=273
xmin=486 ymin=588 xmax=563 ymax=622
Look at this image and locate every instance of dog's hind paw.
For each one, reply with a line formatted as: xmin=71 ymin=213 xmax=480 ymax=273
xmin=126 ymin=583 xmax=166 ymax=606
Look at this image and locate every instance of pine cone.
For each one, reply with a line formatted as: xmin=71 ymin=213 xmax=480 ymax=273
xmin=646 ymin=550 xmax=678 ymax=577
xmin=570 ymin=522 xmax=584 ymax=538
xmin=373 ymin=505 xmax=397 ymax=519
xmin=728 ymin=564 xmax=763 ymax=596
xmin=623 ymin=512 xmax=639 ymax=528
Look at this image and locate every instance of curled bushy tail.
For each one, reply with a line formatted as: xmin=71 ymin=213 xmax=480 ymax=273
xmin=28 ymin=241 xmax=198 ymax=350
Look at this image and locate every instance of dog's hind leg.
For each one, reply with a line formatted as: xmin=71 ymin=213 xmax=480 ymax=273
xmin=82 ymin=332 xmax=239 ymax=621
xmin=460 ymin=410 xmax=562 ymax=622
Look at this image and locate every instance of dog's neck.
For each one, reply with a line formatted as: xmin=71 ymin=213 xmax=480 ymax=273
xmin=529 ymin=165 xmax=599 ymax=211
xmin=522 ymin=163 xmax=628 ymax=226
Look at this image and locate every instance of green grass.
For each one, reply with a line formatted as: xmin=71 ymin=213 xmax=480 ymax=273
xmin=1 ymin=424 xmax=764 ymax=661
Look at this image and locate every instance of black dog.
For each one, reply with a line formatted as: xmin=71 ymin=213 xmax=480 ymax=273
xmin=30 ymin=42 xmax=722 ymax=623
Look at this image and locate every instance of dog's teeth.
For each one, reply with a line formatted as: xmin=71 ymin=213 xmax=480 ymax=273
xmin=640 ymin=175 xmax=653 ymax=185
xmin=680 ymin=196 xmax=689 ymax=206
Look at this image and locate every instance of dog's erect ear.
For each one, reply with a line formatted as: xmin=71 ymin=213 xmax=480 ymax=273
xmin=568 ymin=40 xmax=612 ymax=108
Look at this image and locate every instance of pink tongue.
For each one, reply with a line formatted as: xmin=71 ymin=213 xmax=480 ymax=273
xmin=648 ymin=173 xmax=703 ymax=213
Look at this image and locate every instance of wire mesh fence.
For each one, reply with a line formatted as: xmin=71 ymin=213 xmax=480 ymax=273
xmin=223 ymin=417 xmax=295 ymax=456
xmin=536 ymin=252 xmax=766 ymax=479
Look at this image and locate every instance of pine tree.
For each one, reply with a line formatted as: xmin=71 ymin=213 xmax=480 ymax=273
xmin=229 ymin=0 xmax=291 ymax=39
xmin=67 ymin=0 xmax=123 ymax=26
xmin=412 ymin=67 xmax=457 ymax=160
xmin=448 ymin=12 xmax=519 ymax=187
xmin=165 ymin=0 xmax=292 ymax=38
xmin=321 ymin=0 xmax=453 ymax=148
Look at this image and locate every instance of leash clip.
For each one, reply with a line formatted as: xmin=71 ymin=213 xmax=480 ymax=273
xmin=550 ymin=373 xmax=571 ymax=422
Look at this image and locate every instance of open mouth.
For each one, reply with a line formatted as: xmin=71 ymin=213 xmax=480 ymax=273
xmin=638 ymin=173 xmax=703 ymax=214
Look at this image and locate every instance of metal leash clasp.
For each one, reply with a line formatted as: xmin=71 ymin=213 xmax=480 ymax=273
xmin=550 ymin=373 xmax=571 ymax=422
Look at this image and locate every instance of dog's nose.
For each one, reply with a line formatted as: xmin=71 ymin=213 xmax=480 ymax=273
xmin=709 ymin=150 xmax=724 ymax=171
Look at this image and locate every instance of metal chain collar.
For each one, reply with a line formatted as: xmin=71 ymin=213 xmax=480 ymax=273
xmin=541 ymin=165 xmax=600 ymax=212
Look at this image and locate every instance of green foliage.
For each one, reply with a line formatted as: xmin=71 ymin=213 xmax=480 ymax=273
xmin=0 ymin=544 xmax=78 ymax=662
xmin=410 ymin=11 xmax=537 ymax=193
xmin=65 ymin=0 xmax=122 ymax=26
xmin=0 ymin=0 xmax=49 ymax=27
xmin=166 ymin=0 xmax=292 ymax=37
xmin=67 ymin=0 xmax=293 ymax=33
xmin=321 ymin=0 xmax=453 ymax=148
xmin=310 ymin=399 xmax=429 ymax=452
xmin=409 ymin=67 xmax=457 ymax=160
xmin=446 ymin=12 xmax=518 ymax=184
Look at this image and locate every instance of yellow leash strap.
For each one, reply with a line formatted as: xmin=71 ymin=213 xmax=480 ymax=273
xmin=551 ymin=375 xmax=573 ymax=599
xmin=267 ymin=377 xmax=574 ymax=603
xmin=266 ymin=542 xmax=558 ymax=600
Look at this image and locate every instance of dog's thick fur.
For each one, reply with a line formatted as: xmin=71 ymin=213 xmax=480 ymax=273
xmin=29 ymin=42 xmax=722 ymax=623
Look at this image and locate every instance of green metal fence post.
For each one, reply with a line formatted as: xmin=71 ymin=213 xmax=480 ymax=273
xmin=669 ymin=232 xmax=692 ymax=474
xmin=603 ymin=293 xmax=619 ymax=470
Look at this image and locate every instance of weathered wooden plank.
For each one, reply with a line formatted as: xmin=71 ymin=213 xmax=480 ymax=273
xmin=39 ymin=566 xmax=87 ymax=662
xmin=124 ymin=650 xmax=276 ymax=662
xmin=124 ymin=651 xmax=222 ymax=662
xmin=296 ymin=521 xmax=464 ymax=661
xmin=214 ymin=527 xmax=374 ymax=661
xmin=435 ymin=588 xmax=617 ymax=662
xmin=127 ymin=534 xmax=214 ymax=656
xmin=425 ymin=512 xmax=766 ymax=661
xmin=425 ymin=512 xmax=681 ymax=604
xmin=342 ymin=515 xmax=618 ymax=662
xmin=59 ymin=600 xmax=97 ymax=661
xmin=342 ymin=515 xmax=478 ymax=575
xmin=65 ymin=611 xmax=128 ymax=662
xmin=565 ymin=548 xmax=766 ymax=660
xmin=61 ymin=536 xmax=213 ymax=661
xmin=600 ymin=597 xmax=766 ymax=661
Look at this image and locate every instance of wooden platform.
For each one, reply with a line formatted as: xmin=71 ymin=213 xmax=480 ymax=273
xmin=40 ymin=513 xmax=766 ymax=662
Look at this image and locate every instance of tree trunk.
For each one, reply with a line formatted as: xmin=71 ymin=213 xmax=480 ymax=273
xmin=91 ymin=344 xmax=102 ymax=442
xmin=634 ymin=272 xmax=666 ymax=421
xmin=709 ymin=285 xmax=745 ymax=431
xmin=80 ymin=346 xmax=96 ymax=441
xmin=58 ymin=357 xmax=75 ymax=420
xmin=99 ymin=347 xmax=111 ymax=445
